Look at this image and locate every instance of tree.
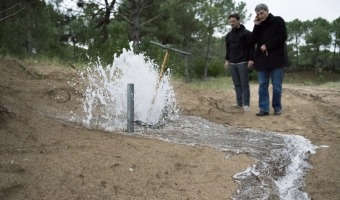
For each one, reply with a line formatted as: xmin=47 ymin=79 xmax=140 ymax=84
xmin=0 ymin=0 xmax=67 ymax=58
xmin=305 ymin=18 xmax=332 ymax=73
xmin=331 ymin=17 xmax=340 ymax=71
xmin=75 ymin=0 xmax=117 ymax=43
xmin=64 ymin=0 xmax=129 ymax=63
xmin=116 ymin=0 xmax=168 ymax=52
xmin=0 ymin=0 xmax=27 ymax=22
xmin=195 ymin=0 xmax=247 ymax=79
xmin=286 ymin=19 xmax=307 ymax=67
xmin=305 ymin=18 xmax=332 ymax=55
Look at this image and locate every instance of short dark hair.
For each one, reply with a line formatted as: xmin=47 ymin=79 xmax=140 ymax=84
xmin=228 ymin=13 xmax=240 ymax=20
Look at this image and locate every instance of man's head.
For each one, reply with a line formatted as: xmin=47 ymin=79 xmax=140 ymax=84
xmin=255 ymin=3 xmax=269 ymax=22
xmin=228 ymin=13 xmax=240 ymax=29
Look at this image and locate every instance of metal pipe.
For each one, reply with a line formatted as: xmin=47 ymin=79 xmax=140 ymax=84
xmin=127 ymin=83 xmax=134 ymax=133
xmin=150 ymin=41 xmax=192 ymax=55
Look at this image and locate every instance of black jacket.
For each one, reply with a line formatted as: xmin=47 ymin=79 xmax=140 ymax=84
xmin=252 ymin=13 xmax=288 ymax=70
xmin=225 ymin=25 xmax=254 ymax=63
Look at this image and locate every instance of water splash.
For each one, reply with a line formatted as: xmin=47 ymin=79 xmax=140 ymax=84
xmin=77 ymin=47 xmax=317 ymax=200
xmin=81 ymin=46 xmax=178 ymax=131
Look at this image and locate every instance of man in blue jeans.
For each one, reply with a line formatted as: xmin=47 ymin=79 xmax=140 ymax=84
xmin=251 ymin=4 xmax=288 ymax=116
xmin=224 ymin=13 xmax=254 ymax=112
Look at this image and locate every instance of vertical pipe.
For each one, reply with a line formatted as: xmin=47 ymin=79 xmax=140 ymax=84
xmin=127 ymin=83 xmax=134 ymax=132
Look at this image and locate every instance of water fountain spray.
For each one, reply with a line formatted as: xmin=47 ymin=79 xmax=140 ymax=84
xmin=82 ymin=43 xmax=182 ymax=131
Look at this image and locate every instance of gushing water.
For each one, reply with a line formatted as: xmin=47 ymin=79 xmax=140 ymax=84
xmin=134 ymin=116 xmax=317 ymax=200
xmin=81 ymin=46 xmax=178 ymax=131
xmin=79 ymin=47 xmax=318 ymax=200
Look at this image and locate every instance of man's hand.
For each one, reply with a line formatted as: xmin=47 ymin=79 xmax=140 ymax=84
xmin=254 ymin=17 xmax=261 ymax=25
xmin=248 ymin=60 xmax=254 ymax=69
xmin=224 ymin=60 xmax=229 ymax=69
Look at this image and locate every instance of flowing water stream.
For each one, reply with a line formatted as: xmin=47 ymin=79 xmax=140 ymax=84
xmin=78 ymin=46 xmax=318 ymax=200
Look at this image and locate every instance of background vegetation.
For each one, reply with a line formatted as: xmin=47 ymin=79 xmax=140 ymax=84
xmin=1 ymin=0 xmax=339 ymax=82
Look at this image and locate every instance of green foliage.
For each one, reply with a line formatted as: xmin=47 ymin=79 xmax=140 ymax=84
xmin=194 ymin=0 xmax=246 ymax=79
xmin=305 ymin=18 xmax=332 ymax=51
xmin=286 ymin=17 xmax=340 ymax=73
xmin=0 ymin=0 xmax=75 ymax=60
xmin=286 ymin=19 xmax=306 ymax=67
xmin=208 ymin=59 xmax=225 ymax=76
xmin=87 ymin=21 xmax=130 ymax=65
xmin=333 ymin=17 xmax=340 ymax=47
xmin=0 ymin=0 xmax=339 ymax=78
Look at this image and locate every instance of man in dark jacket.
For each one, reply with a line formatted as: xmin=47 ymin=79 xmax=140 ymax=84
xmin=252 ymin=4 xmax=287 ymax=116
xmin=225 ymin=13 xmax=254 ymax=112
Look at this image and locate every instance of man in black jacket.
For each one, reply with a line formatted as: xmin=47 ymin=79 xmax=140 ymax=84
xmin=252 ymin=4 xmax=288 ymax=116
xmin=225 ymin=13 xmax=254 ymax=112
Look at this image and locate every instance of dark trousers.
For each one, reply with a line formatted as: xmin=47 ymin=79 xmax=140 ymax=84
xmin=229 ymin=62 xmax=250 ymax=106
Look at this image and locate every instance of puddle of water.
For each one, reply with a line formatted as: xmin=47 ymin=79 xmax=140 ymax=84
xmin=74 ymin=45 xmax=317 ymax=200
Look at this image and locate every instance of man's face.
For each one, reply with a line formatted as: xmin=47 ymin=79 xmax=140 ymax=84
xmin=228 ymin=17 xmax=240 ymax=28
xmin=256 ymin=9 xmax=269 ymax=22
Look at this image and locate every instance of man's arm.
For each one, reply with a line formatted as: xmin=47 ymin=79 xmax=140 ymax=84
xmin=225 ymin=34 xmax=230 ymax=69
xmin=264 ymin=16 xmax=287 ymax=50
xmin=246 ymin=30 xmax=255 ymax=68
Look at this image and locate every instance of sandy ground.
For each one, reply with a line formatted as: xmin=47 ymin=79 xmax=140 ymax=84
xmin=0 ymin=59 xmax=339 ymax=200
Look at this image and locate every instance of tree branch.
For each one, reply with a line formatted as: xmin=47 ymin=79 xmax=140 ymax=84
xmin=0 ymin=5 xmax=27 ymax=22
xmin=0 ymin=2 xmax=20 ymax=15
xmin=117 ymin=13 xmax=132 ymax=24
xmin=140 ymin=14 xmax=162 ymax=27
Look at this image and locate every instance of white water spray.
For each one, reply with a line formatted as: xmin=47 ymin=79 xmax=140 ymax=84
xmin=81 ymin=46 xmax=178 ymax=131
xmin=76 ymin=45 xmax=317 ymax=200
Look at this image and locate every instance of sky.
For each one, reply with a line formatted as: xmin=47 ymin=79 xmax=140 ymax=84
xmin=237 ymin=0 xmax=340 ymax=31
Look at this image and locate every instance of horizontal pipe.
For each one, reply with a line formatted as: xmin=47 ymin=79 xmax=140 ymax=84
xmin=150 ymin=41 xmax=192 ymax=55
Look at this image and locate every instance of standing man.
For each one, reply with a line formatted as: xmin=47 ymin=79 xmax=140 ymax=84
xmin=225 ymin=13 xmax=254 ymax=112
xmin=252 ymin=4 xmax=287 ymax=116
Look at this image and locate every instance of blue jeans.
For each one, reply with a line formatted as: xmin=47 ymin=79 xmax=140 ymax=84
xmin=229 ymin=62 xmax=250 ymax=106
xmin=257 ymin=68 xmax=284 ymax=112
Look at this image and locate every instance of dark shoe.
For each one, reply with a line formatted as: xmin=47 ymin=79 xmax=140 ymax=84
xmin=274 ymin=110 xmax=282 ymax=115
xmin=256 ymin=111 xmax=269 ymax=116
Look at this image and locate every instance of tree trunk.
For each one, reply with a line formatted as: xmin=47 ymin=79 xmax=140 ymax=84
xmin=332 ymin=41 xmax=337 ymax=72
xmin=94 ymin=0 xmax=116 ymax=42
xmin=203 ymin=19 xmax=212 ymax=80
xmin=295 ymin=36 xmax=299 ymax=67
xmin=130 ymin=1 xmax=142 ymax=53
xmin=27 ymin=3 xmax=32 ymax=55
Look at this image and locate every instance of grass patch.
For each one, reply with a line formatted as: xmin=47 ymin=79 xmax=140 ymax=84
xmin=181 ymin=71 xmax=340 ymax=91
xmin=284 ymin=71 xmax=340 ymax=85
xmin=186 ymin=77 xmax=234 ymax=90
xmin=318 ymin=81 xmax=340 ymax=88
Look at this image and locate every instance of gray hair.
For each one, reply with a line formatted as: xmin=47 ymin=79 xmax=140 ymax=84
xmin=255 ymin=3 xmax=268 ymax=12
